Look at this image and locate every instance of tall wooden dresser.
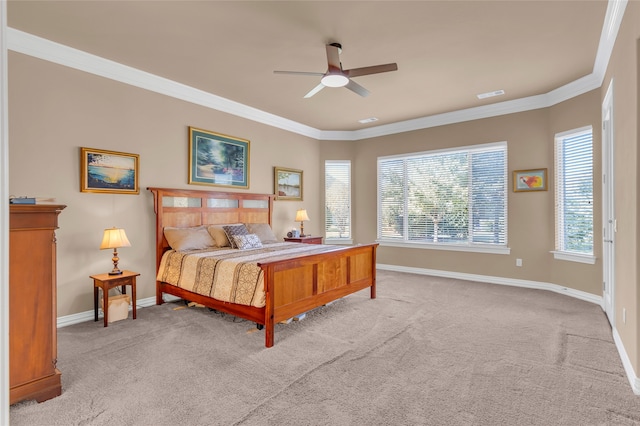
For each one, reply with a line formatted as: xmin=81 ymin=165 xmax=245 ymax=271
xmin=9 ymin=204 xmax=66 ymax=405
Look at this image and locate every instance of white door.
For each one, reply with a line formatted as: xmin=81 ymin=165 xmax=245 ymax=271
xmin=602 ymin=81 xmax=615 ymax=326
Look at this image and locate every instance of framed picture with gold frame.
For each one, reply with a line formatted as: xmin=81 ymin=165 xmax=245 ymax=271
xmin=513 ymin=168 xmax=547 ymax=192
xmin=274 ymin=166 xmax=303 ymax=201
xmin=189 ymin=126 xmax=250 ymax=188
xmin=80 ymin=147 xmax=139 ymax=194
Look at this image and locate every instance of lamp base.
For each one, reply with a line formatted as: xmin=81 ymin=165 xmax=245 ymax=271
xmin=109 ymin=249 xmax=123 ymax=275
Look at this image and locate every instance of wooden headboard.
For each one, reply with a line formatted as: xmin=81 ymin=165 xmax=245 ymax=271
xmin=147 ymin=187 xmax=275 ymax=270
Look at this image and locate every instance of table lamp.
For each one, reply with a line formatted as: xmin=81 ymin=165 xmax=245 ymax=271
xmin=100 ymin=227 xmax=131 ymax=275
xmin=295 ymin=209 xmax=310 ymax=237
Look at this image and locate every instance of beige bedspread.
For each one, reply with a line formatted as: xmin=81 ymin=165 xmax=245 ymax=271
xmin=156 ymin=242 xmax=339 ymax=307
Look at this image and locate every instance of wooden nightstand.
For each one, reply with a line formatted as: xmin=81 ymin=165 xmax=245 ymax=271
xmin=284 ymin=236 xmax=323 ymax=244
xmin=91 ymin=270 xmax=139 ymax=327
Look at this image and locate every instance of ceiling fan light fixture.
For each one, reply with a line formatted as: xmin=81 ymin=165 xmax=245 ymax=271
xmin=321 ymin=73 xmax=349 ymax=87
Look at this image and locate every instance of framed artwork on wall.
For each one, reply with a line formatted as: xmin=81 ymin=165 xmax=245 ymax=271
xmin=513 ymin=168 xmax=547 ymax=192
xmin=274 ymin=166 xmax=303 ymax=201
xmin=189 ymin=126 xmax=250 ymax=188
xmin=80 ymin=147 xmax=139 ymax=194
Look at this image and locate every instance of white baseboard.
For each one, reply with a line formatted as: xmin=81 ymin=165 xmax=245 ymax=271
xmin=376 ymin=263 xmax=639 ymax=396
xmin=612 ymin=328 xmax=640 ymax=395
xmin=56 ymin=294 xmax=180 ymax=328
xmin=376 ymin=263 xmax=603 ymax=305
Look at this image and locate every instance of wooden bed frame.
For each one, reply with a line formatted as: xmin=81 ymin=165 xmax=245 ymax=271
xmin=148 ymin=187 xmax=378 ymax=347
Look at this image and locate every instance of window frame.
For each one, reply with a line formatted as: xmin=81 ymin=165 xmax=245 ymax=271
xmin=552 ymin=126 xmax=595 ymax=264
xmin=324 ymin=160 xmax=353 ymax=245
xmin=376 ymin=142 xmax=510 ymax=255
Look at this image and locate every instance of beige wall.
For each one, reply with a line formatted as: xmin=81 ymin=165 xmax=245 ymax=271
xmin=603 ymin=0 xmax=639 ymax=375
xmin=8 ymin=52 xmax=320 ymax=317
xmin=333 ymin=93 xmax=601 ymax=294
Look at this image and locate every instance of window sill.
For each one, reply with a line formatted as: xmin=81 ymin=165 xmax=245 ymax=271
xmin=377 ymin=240 xmax=510 ymax=255
xmin=325 ymin=238 xmax=353 ymax=245
xmin=551 ymin=251 xmax=596 ymax=264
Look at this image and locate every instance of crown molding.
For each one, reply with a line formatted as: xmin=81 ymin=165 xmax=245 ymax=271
xmin=6 ymin=0 xmax=625 ymax=141
xmin=321 ymin=72 xmax=602 ymax=141
xmin=593 ymin=0 xmax=628 ymax=86
xmin=7 ymin=28 xmax=322 ymax=140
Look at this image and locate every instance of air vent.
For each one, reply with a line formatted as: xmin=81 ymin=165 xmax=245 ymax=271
xmin=477 ymin=90 xmax=505 ymax=100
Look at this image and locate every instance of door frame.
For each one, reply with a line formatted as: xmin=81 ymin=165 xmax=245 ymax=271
xmin=602 ymin=79 xmax=615 ymax=326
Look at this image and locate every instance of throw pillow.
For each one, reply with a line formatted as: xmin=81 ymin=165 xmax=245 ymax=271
xmin=232 ymin=234 xmax=263 ymax=250
xmin=207 ymin=223 xmax=243 ymax=247
xmin=223 ymin=224 xmax=249 ymax=249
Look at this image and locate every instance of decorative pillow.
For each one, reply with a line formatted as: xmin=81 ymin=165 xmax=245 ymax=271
xmin=232 ymin=234 xmax=263 ymax=250
xmin=207 ymin=223 xmax=243 ymax=247
xmin=245 ymin=223 xmax=278 ymax=244
xmin=164 ymin=226 xmax=216 ymax=251
xmin=222 ymin=224 xmax=249 ymax=249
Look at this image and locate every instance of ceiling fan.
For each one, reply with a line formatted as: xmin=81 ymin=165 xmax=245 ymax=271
xmin=274 ymin=42 xmax=398 ymax=98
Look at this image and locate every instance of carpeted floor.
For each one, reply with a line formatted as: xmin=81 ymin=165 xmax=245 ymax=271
xmin=10 ymin=271 xmax=640 ymax=425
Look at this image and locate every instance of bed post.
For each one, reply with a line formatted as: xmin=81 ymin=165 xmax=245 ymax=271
xmin=263 ymin=265 xmax=275 ymax=348
xmin=371 ymin=244 xmax=377 ymax=299
xmin=149 ymin=187 xmax=166 ymax=305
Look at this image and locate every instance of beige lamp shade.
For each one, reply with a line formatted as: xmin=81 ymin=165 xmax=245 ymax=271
xmin=100 ymin=228 xmax=131 ymax=249
xmin=100 ymin=228 xmax=131 ymax=275
xmin=295 ymin=209 xmax=310 ymax=222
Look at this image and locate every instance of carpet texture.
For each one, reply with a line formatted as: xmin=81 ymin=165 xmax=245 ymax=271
xmin=10 ymin=271 xmax=639 ymax=425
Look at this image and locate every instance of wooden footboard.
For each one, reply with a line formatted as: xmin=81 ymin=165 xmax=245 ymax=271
xmin=156 ymin=243 xmax=378 ymax=347
xmin=259 ymin=243 xmax=378 ymax=347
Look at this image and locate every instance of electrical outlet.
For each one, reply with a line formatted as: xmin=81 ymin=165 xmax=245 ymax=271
xmin=516 ymin=258 xmax=522 ymax=267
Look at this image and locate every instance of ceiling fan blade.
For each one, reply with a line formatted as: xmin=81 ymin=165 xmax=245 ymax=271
xmin=325 ymin=44 xmax=341 ymax=71
xmin=345 ymin=80 xmax=370 ymax=97
xmin=345 ymin=63 xmax=398 ymax=78
xmin=274 ymin=70 xmax=325 ymax=76
xmin=304 ymin=83 xmax=326 ymax=98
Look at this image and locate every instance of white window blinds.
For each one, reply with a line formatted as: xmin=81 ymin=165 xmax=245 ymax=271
xmin=378 ymin=142 xmax=507 ymax=246
xmin=325 ymin=161 xmax=351 ymax=239
xmin=555 ymin=127 xmax=593 ymax=254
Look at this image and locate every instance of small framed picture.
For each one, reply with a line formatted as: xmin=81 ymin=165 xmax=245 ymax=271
xmin=80 ymin=147 xmax=139 ymax=194
xmin=274 ymin=166 xmax=303 ymax=201
xmin=513 ymin=168 xmax=547 ymax=192
xmin=189 ymin=126 xmax=250 ymax=188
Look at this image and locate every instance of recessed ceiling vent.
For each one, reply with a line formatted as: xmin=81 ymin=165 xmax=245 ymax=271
xmin=477 ymin=89 xmax=505 ymax=100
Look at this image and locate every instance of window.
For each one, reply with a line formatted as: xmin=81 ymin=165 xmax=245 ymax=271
xmin=554 ymin=126 xmax=594 ymax=262
xmin=377 ymin=142 xmax=508 ymax=253
xmin=325 ymin=160 xmax=351 ymax=242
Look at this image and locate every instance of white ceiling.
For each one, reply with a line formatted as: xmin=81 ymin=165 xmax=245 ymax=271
xmin=7 ymin=1 xmax=615 ymax=136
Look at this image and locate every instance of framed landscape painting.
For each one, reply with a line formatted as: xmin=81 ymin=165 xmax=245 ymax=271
xmin=80 ymin=147 xmax=139 ymax=194
xmin=189 ymin=127 xmax=250 ymax=188
xmin=274 ymin=166 xmax=303 ymax=201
